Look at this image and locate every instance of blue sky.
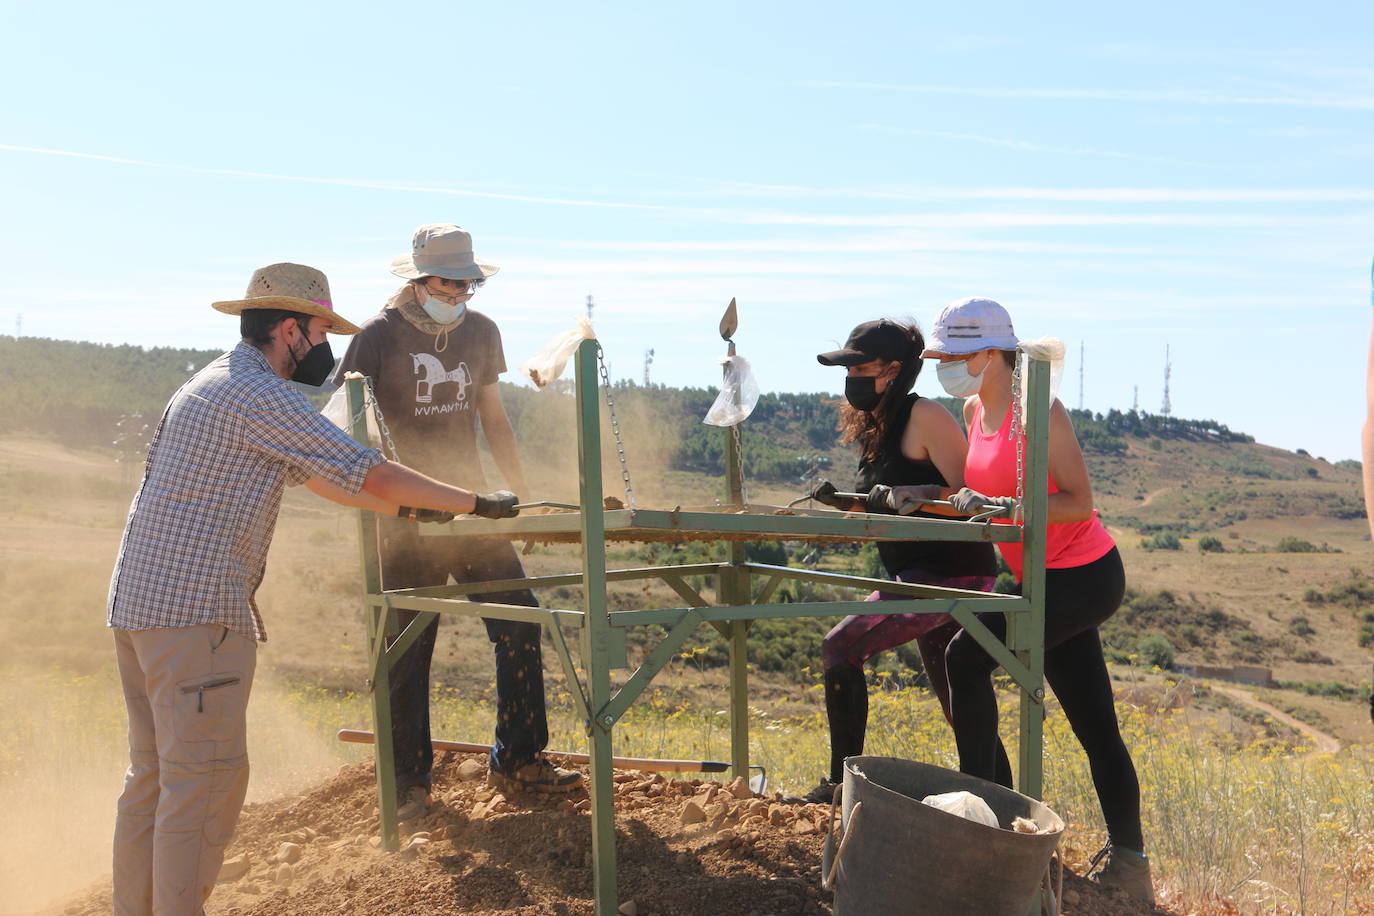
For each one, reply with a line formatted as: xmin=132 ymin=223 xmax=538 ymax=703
xmin=2 ymin=1 xmax=1372 ymax=459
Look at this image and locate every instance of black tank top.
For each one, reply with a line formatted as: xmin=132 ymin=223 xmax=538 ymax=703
xmin=854 ymin=394 xmax=997 ymax=579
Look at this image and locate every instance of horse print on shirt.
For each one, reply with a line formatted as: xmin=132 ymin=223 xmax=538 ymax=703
xmin=411 ymin=352 xmax=474 ymax=411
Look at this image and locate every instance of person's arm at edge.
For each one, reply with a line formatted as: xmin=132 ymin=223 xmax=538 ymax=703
xmin=1362 ymin=315 xmax=1374 ymax=542
xmin=475 ymin=382 xmax=530 ymax=495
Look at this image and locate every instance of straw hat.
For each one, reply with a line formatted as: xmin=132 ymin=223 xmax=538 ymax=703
xmin=212 ymin=263 xmax=361 ymax=335
xmin=390 ymin=224 xmax=499 ymax=281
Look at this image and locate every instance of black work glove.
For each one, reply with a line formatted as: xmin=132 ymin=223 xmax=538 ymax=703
xmin=396 ymin=506 xmax=456 ymax=523
xmin=472 ymin=490 xmax=520 ymax=519
xmin=808 ymin=478 xmax=850 ymax=510
xmin=864 ymin=484 xmax=896 ymax=514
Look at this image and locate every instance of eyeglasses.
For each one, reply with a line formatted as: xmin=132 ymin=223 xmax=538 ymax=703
xmin=421 ymin=278 xmax=481 ymax=302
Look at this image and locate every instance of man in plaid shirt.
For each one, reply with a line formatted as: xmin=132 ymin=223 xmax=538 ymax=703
xmin=107 ymin=263 xmax=520 ymax=916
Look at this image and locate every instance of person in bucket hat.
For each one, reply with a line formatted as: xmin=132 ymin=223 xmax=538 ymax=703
xmin=335 ymin=225 xmax=580 ymax=811
xmin=107 ymin=262 xmax=522 ymax=915
xmin=923 ymin=296 xmax=1154 ymax=903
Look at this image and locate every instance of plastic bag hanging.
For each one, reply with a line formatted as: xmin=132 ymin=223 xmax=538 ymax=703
xmin=703 ymin=355 xmax=760 ymax=426
xmin=519 ymin=316 xmax=596 ymax=388
xmin=321 ymin=380 xmax=382 ymax=448
xmin=1017 ymin=335 xmax=1065 ymax=419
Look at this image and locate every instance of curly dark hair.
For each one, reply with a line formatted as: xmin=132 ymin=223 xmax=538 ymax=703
xmin=837 ymin=320 xmax=925 ymax=462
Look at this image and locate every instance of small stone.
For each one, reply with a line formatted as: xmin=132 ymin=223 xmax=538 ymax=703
xmin=768 ymin=806 xmax=787 ymax=827
xmin=726 ymin=777 xmax=753 ymax=800
xmin=793 ymin=819 xmax=818 ymax=835
xmin=217 ymin=855 xmax=250 ymax=883
xmin=575 ymin=799 xmax=592 ymax=812
xmin=239 ymin=883 xmax=261 ymax=895
xmin=747 ymin=799 xmax=769 ymax=817
xmin=617 ymin=900 xmax=639 ymax=916
xmin=680 ymin=801 xmax=707 ymax=825
xmin=275 ymin=842 xmax=303 ymax=864
xmin=273 ymin=863 xmax=295 ymax=885
xmin=367 ymin=836 xmax=382 ymax=848
xmin=470 ymin=801 xmax=489 ymax=820
xmin=457 ymin=759 xmax=484 ymax=781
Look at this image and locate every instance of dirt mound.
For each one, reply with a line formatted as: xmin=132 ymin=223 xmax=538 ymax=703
xmin=55 ymin=753 xmax=1179 ymax=916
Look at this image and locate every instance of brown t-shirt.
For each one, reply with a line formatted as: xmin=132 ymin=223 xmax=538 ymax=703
xmin=334 ymin=307 xmax=506 ymax=491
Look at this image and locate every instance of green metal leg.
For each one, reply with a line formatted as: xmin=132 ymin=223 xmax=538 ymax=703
xmin=368 ymin=604 xmax=400 ymax=851
xmin=728 ymin=618 xmax=750 ymax=780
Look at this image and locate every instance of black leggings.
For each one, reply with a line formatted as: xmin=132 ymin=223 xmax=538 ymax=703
xmin=945 ymin=547 xmax=1144 ymax=852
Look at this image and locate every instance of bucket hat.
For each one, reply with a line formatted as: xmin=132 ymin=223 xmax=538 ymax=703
xmin=921 ymin=297 xmax=1018 ymax=357
xmin=212 ymin=263 xmax=361 ymax=335
xmin=390 ymin=223 xmax=499 ymax=281
xmin=817 ymin=319 xmax=913 ymax=366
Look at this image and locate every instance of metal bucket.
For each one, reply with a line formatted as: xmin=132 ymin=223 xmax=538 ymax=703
xmin=821 ymin=756 xmax=1064 ymax=916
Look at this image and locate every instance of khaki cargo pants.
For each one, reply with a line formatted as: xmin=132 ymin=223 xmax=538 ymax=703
xmin=112 ymin=624 xmax=256 ymax=916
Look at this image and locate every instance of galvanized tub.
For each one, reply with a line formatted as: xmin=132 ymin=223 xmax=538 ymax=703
xmin=821 ymin=756 xmax=1063 ymax=915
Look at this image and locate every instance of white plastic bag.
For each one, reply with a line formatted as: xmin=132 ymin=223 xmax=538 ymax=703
xmin=321 ymin=378 xmax=382 ymax=448
xmin=1016 ymin=335 xmax=1066 ymax=411
xmin=519 ymin=316 xmax=596 ymax=388
xmin=921 ymin=790 xmax=1000 ymax=828
xmin=703 ymin=355 xmax=760 ymax=427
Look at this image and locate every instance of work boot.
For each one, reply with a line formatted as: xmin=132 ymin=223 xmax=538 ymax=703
xmin=396 ymin=785 xmax=429 ymax=822
xmin=784 ymin=777 xmax=840 ymax=805
xmin=1089 ymin=842 xmax=1155 ymax=904
xmin=486 ymin=756 xmax=582 ymax=794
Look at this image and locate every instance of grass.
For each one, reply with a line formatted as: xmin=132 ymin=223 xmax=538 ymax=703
xmin=4 ymin=658 xmax=1373 ymax=914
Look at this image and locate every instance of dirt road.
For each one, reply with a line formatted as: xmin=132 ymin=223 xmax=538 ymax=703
xmin=1209 ymin=683 xmax=1342 ymax=755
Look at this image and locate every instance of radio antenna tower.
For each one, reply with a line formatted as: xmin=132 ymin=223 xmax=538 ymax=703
xmin=643 ymin=348 xmax=655 ymax=386
xmin=1160 ymin=345 xmax=1172 ymax=416
xmin=14 ymin=313 xmax=21 ymax=338
xmin=1132 ymin=385 xmax=1139 ymax=413
xmin=586 ymin=294 xmax=595 ymax=322
xmin=1078 ymin=340 xmax=1084 ymax=411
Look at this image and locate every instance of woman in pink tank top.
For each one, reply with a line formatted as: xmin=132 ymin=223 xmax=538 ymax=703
xmin=921 ymin=297 xmax=1153 ymax=903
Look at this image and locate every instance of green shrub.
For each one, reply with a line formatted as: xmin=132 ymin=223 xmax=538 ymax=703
xmin=1287 ymin=616 xmax=1315 ymax=638
xmin=1197 ymin=536 xmax=1224 ymax=553
xmin=1136 ymin=634 xmax=1175 ymax=669
xmin=1140 ymin=532 xmax=1182 ymax=551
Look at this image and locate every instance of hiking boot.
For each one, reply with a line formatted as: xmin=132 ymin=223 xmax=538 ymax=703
xmin=784 ymin=777 xmax=840 ymax=805
xmin=486 ymin=756 xmax=582 ymax=794
xmin=395 ymin=786 xmax=429 ymax=822
xmin=1089 ymin=842 xmax=1155 ymax=904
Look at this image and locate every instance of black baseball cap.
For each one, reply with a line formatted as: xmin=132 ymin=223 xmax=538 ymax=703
xmin=817 ymin=319 xmax=910 ymax=366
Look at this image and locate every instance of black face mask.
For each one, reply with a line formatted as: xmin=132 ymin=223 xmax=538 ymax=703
xmin=289 ymin=335 xmax=335 ymax=387
xmin=844 ymin=375 xmax=881 ymax=411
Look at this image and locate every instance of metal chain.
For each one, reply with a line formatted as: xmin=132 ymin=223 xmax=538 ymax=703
xmin=731 ymin=423 xmax=750 ymax=505
xmin=597 ymin=350 xmax=637 ymax=508
xmin=1009 ymin=350 xmax=1026 ymax=528
xmin=362 ymin=377 xmax=400 ymax=462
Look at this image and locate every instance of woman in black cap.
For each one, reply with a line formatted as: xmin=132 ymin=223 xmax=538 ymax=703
xmin=797 ymin=318 xmax=1005 ymax=804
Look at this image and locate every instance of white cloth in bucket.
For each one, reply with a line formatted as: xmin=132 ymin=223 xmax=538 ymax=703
xmin=921 ymin=790 xmax=999 ymax=828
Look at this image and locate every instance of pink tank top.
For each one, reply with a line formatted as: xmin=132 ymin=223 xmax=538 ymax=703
xmin=965 ymin=400 xmax=1115 ymax=580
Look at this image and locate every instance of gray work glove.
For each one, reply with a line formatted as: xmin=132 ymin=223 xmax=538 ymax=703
xmin=807 ymin=478 xmax=851 ymax=510
xmin=888 ymin=484 xmax=945 ymax=515
xmin=865 ymin=483 xmax=945 ymax=515
xmin=949 ymin=487 xmax=1017 ymax=517
xmin=472 ymin=490 xmax=520 ymax=519
xmin=396 ymin=506 xmax=456 ymax=523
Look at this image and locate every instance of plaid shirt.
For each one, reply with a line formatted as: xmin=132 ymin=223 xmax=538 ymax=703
xmin=107 ymin=342 xmax=385 ymax=641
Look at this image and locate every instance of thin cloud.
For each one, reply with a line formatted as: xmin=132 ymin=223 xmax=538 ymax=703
xmin=861 ymin=124 xmax=1207 ymax=167
xmin=0 ymin=143 xmax=663 ymax=211
xmin=731 ymin=210 xmax=1300 ymax=229
xmin=797 ymin=81 xmax=1374 ymax=110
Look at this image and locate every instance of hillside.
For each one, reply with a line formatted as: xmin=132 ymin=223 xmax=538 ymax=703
xmin=2 ymin=333 xmax=1371 ymax=737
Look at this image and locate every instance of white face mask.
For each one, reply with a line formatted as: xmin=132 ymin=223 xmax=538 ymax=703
xmin=419 ymin=291 xmax=466 ymax=325
xmin=936 ymin=357 xmax=985 ymax=397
